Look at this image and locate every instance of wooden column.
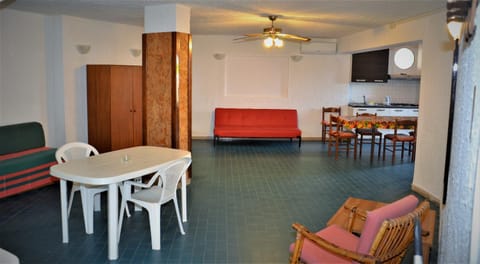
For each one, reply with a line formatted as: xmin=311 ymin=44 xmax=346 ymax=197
xmin=142 ymin=32 xmax=192 ymax=153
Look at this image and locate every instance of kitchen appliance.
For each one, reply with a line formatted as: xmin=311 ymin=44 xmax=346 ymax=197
xmin=385 ymin=96 xmax=392 ymax=105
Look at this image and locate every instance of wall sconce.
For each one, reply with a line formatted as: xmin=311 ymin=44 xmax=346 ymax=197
xmin=213 ymin=53 xmax=226 ymax=60
xmin=446 ymin=0 xmax=477 ymax=42
xmin=130 ymin=49 xmax=142 ymax=57
xmin=290 ymin=55 xmax=303 ymax=62
xmin=75 ymin=44 xmax=91 ymax=54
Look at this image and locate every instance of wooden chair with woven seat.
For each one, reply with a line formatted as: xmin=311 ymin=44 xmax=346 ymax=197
xmin=321 ymin=107 xmax=341 ymax=144
xmin=383 ymin=119 xmax=417 ymax=163
xmin=289 ymin=195 xmax=430 ymax=264
xmin=327 ymin=115 xmax=357 ymax=159
xmin=355 ymin=112 xmax=383 ymax=159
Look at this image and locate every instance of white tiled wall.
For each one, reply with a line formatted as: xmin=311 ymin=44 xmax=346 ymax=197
xmin=349 ymin=79 xmax=420 ymax=104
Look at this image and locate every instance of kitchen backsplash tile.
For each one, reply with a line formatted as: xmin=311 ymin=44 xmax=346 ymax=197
xmin=349 ymin=79 xmax=420 ymax=104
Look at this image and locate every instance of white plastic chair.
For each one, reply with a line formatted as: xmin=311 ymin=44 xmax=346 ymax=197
xmin=55 ymin=142 xmax=130 ymax=234
xmin=118 ymin=157 xmax=191 ymax=250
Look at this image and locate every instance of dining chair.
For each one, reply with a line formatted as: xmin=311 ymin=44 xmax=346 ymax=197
xmin=118 ymin=157 xmax=192 ymax=250
xmin=327 ymin=115 xmax=357 ymax=159
xmin=355 ymin=112 xmax=383 ymax=159
xmin=55 ymin=142 xmax=130 ymax=234
xmin=289 ymin=195 xmax=430 ymax=264
xmin=321 ymin=106 xmax=341 ymax=144
xmin=382 ymin=119 xmax=417 ymax=163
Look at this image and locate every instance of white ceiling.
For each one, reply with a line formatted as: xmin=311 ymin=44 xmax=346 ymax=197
xmin=2 ymin=0 xmax=446 ymax=38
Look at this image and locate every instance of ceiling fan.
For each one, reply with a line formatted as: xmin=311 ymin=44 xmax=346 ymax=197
xmin=234 ymin=15 xmax=311 ymax=48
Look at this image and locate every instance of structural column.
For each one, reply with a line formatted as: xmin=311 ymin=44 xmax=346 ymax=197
xmin=142 ymin=4 xmax=192 ymax=152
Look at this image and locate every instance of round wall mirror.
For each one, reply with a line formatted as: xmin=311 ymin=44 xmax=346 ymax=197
xmin=393 ymin=48 xmax=415 ymax=70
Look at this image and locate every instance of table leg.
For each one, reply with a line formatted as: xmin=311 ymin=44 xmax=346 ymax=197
xmin=181 ymin=172 xmax=187 ymax=222
xmin=108 ymin=183 xmax=119 ymax=260
xmin=60 ymin=179 xmax=69 ymax=243
xmin=370 ymin=128 xmax=375 ymax=161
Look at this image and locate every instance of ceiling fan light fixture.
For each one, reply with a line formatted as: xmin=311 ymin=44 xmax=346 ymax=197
xmin=274 ymin=38 xmax=284 ymax=47
xmin=264 ymin=37 xmax=274 ymax=48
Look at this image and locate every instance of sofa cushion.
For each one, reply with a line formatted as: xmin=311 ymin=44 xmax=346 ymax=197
xmin=215 ymin=108 xmax=299 ymax=128
xmin=0 ymin=148 xmax=57 ymax=198
xmin=0 ymin=148 xmax=57 ymax=174
xmin=214 ymin=127 xmax=301 ymax=138
xmin=0 ymin=122 xmax=46 ymax=155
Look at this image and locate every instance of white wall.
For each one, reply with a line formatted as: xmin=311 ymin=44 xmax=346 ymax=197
xmin=338 ymin=11 xmax=451 ymax=202
xmin=59 ymin=16 xmax=143 ymax=145
xmin=0 ymin=9 xmax=143 ymax=146
xmin=0 ymin=9 xmax=48 ymax=128
xmin=192 ymin=35 xmax=351 ymax=138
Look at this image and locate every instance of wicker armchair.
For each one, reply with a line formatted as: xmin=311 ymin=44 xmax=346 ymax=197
xmin=290 ymin=196 xmax=430 ymax=264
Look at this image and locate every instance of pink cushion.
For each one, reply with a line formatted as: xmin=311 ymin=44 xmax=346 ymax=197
xmin=356 ymin=195 xmax=419 ymax=254
xmin=289 ymin=224 xmax=359 ymax=263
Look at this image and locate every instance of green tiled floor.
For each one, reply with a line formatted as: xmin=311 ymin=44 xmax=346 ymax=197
xmin=0 ymin=140 xmax=437 ymax=263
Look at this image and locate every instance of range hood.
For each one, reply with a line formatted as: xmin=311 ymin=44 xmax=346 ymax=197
xmin=388 ymin=43 xmax=422 ymax=80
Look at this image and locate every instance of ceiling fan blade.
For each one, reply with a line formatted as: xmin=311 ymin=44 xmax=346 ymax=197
xmin=276 ymin=33 xmax=311 ymax=42
xmin=233 ymin=33 xmax=267 ymax=41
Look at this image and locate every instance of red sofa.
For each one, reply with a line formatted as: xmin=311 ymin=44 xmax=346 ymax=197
xmin=214 ymin=108 xmax=302 ymax=147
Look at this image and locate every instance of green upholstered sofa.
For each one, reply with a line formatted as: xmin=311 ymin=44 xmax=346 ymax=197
xmin=0 ymin=122 xmax=57 ymax=199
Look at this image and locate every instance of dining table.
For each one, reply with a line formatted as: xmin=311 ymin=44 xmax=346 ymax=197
xmin=338 ymin=116 xmax=417 ymax=161
xmin=50 ymin=145 xmax=191 ymax=260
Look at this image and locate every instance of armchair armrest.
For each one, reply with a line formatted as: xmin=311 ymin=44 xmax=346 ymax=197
xmin=327 ymin=197 xmax=386 ymax=234
xmin=124 ymin=180 xmax=150 ymax=189
xmin=290 ymin=223 xmax=377 ymax=264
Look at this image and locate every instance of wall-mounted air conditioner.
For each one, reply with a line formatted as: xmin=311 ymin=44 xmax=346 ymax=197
xmin=300 ymin=40 xmax=337 ymax=54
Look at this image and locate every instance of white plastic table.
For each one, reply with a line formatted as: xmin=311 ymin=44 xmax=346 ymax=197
xmin=50 ymin=146 xmax=191 ymax=260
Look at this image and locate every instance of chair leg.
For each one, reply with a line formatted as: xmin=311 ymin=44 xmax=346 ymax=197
xmin=322 ymin=125 xmax=326 ymax=144
xmin=118 ymin=199 xmax=127 ymax=242
xmin=358 ymin=134 xmax=363 ymax=158
xmin=392 ymin=141 xmax=396 ymax=164
xmin=335 ymin=139 xmax=340 ymax=159
xmin=173 ymin=197 xmax=185 ymax=235
xmin=346 ymin=139 xmax=350 ymax=158
xmin=353 ymin=137 xmax=357 ymax=160
xmin=148 ymin=206 xmax=161 ymax=250
xmin=79 ymin=186 xmax=94 ymax=234
xmin=327 ymin=135 xmax=332 ymax=156
xmin=377 ymin=136 xmax=382 ymax=159
xmin=383 ymin=137 xmax=387 ymax=161
xmin=67 ymin=187 xmax=76 ymax=217
xmin=93 ymin=193 xmax=101 ymax=212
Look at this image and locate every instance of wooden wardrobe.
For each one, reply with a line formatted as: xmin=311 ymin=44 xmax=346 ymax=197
xmin=86 ymin=65 xmax=142 ymax=153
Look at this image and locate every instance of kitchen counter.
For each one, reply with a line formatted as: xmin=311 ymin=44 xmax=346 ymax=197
xmin=348 ymin=103 xmax=419 ymax=109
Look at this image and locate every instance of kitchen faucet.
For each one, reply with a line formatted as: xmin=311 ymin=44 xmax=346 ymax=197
xmin=385 ymin=96 xmax=391 ymax=105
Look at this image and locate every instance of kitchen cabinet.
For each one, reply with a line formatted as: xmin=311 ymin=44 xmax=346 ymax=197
xmin=351 ymin=49 xmax=389 ymax=83
xmin=349 ymin=107 xmax=418 ymax=117
xmin=87 ymin=65 xmax=143 ymax=153
xmin=389 ymin=108 xmax=419 ymax=117
xmin=350 ymin=107 xmax=390 ymax=116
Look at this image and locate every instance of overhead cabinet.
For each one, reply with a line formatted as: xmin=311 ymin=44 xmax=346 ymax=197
xmin=351 ymin=49 xmax=389 ymax=83
xmin=87 ymin=65 xmax=143 ymax=153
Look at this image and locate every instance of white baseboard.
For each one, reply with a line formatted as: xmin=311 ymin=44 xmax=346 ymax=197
xmin=411 ymin=183 xmax=441 ymax=205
